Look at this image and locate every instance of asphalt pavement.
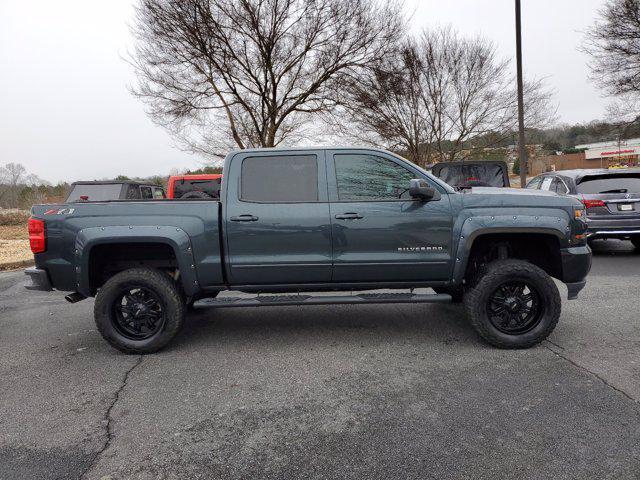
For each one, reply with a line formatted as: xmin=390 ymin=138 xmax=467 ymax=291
xmin=1 ymin=239 xmax=639 ymax=480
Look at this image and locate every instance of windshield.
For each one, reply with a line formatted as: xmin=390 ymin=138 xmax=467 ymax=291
xmin=435 ymin=164 xmax=507 ymax=188
xmin=66 ymin=184 xmax=123 ymax=201
xmin=576 ymin=175 xmax=640 ymax=194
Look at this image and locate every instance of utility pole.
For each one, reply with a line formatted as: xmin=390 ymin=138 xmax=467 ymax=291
xmin=515 ymin=0 xmax=527 ymax=187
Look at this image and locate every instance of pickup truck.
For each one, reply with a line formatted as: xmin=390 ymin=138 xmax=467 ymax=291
xmin=25 ymin=147 xmax=592 ymax=354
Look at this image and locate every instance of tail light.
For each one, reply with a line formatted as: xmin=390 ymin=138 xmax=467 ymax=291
xmin=581 ymin=199 xmax=605 ymax=209
xmin=28 ymin=218 xmax=46 ymax=254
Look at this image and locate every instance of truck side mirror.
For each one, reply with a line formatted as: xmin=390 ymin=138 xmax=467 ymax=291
xmin=409 ymin=179 xmax=438 ymax=201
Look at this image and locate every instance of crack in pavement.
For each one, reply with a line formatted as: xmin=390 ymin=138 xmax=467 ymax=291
xmin=543 ymin=340 xmax=638 ymax=405
xmin=80 ymin=355 xmax=143 ymax=479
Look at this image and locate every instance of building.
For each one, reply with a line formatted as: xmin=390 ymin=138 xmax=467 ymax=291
xmin=530 ymin=138 xmax=640 ymax=176
xmin=574 ymin=138 xmax=640 ymax=167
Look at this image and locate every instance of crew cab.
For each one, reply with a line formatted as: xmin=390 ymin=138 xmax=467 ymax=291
xmin=25 ymin=148 xmax=591 ymax=353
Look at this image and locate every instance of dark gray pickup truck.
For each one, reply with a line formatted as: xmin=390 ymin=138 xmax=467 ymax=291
xmin=25 ymin=148 xmax=591 ymax=353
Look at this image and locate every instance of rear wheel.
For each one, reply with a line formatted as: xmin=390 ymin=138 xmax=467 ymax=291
xmin=94 ymin=268 xmax=185 ymax=354
xmin=631 ymin=236 xmax=640 ymax=250
xmin=464 ymin=259 xmax=560 ymax=348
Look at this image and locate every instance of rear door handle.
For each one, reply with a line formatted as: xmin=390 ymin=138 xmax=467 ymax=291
xmin=335 ymin=212 xmax=363 ymax=220
xmin=230 ymin=215 xmax=259 ymax=222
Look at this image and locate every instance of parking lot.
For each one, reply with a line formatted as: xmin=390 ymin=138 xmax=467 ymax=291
xmin=0 ymin=239 xmax=639 ymax=480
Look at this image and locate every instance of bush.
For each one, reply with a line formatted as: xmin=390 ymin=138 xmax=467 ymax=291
xmin=0 ymin=209 xmax=31 ymax=226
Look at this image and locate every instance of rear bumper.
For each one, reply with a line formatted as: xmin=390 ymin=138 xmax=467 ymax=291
xmin=24 ymin=267 xmax=53 ymax=291
xmin=586 ymin=217 xmax=640 ymax=239
xmin=560 ymin=245 xmax=592 ymax=299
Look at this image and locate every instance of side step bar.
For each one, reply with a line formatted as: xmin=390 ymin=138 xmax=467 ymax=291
xmin=197 ymin=292 xmax=452 ymax=309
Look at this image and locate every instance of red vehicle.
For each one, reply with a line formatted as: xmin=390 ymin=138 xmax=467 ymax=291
xmin=167 ymin=174 xmax=222 ymax=199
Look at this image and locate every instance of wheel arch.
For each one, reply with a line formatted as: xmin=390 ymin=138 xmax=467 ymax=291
xmin=452 ymin=225 xmax=566 ymax=285
xmin=74 ymin=226 xmax=200 ymax=297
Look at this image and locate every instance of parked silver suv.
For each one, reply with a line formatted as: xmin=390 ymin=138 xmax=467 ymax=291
xmin=526 ymin=168 xmax=640 ymax=248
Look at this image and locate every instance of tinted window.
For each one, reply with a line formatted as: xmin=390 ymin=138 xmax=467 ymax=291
xmin=241 ymin=155 xmax=318 ymax=202
xmin=554 ymin=179 xmax=569 ymax=194
xmin=435 ymin=163 xmax=508 ymax=187
xmin=174 ymin=178 xmax=221 ymax=199
xmin=66 ymin=184 xmax=123 ymax=202
xmin=140 ymin=186 xmax=153 ymax=199
xmin=526 ymin=177 xmax=543 ymax=189
xmin=576 ymin=175 xmax=640 ymax=194
xmin=126 ymin=185 xmax=141 ymax=199
xmin=334 ymin=154 xmax=415 ymax=201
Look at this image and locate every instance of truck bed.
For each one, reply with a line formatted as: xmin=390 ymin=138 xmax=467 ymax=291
xmin=31 ymin=200 xmax=224 ymax=295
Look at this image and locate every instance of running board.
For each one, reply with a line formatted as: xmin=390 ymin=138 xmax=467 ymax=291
xmin=196 ymin=292 xmax=452 ymax=309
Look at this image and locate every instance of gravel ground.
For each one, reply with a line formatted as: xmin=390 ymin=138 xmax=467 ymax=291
xmin=0 ymin=225 xmax=28 ymax=240
xmin=0 ymin=239 xmax=638 ymax=479
xmin=0 ymin=225 xmax=31 ymax=270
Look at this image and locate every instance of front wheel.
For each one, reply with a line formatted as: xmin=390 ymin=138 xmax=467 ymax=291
xmin=94 ymin=268 xmax=186 ymax=354
xmin=464 ymin=259 xmax=560 ymax=349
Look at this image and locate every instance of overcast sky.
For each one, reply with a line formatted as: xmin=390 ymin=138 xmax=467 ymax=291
xmin=0 ymin=0 xmax=608 ymax=183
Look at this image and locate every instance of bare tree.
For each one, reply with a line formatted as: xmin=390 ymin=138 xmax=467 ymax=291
xmin=130 ymin=0 xmax=404 ymax=157
xmin=0 ymin=163 xmax=43 ymax=208
xmin=582 ymin=0 xmax=640 ymax=100
xmin=336 ymin=28 xmax=555 ymax=166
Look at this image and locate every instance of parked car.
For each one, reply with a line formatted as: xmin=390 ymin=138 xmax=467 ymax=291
xmin=66 ymin=181 xmax=165 ymax=202
xmin=431 ymin=160 xmax=511 ymax=188
xmin=167 ymin=174 xmax=222 ymax=199
xmin=25 ymin=147 xmax=590 ymax=353
xmin=525 ymin=169 xmax=640 ymax=248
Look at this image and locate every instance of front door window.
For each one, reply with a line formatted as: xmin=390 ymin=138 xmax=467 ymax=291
xmin=334 ymin=154 xmax=415 ymax=201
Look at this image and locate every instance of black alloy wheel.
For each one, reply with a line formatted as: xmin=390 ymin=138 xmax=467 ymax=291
xmin=464 ymin=259 xmax=561 ymax=349
xmin=94 ymin=267 xmax=186 ymax=354
xmin=487 ymin=281 xmax=542 ymax=335
xmin=113 ymin=286 xmax=165 ymax=340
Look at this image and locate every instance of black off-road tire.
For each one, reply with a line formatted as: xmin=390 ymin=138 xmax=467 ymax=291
xmin=181 ymin=191 xmax=213 ymax=199
xmin=433 ymin=287 xmax=464 ymax=303
xmin=631 ymin=236 xmax=640 ymax=250
xmin=464 ymin=259 xmax=561 ymax=349
xmin=94 ymin=268 xmax=186 ymax=354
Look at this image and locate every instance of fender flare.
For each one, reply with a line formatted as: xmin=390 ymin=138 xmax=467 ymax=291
xmin=73 ymin=225 xmax=199 ymax=296
xmin=451 ymin=214 xmax=569 ymax=284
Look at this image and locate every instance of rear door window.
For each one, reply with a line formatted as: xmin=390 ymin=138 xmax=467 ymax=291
xmin=153 ymin=187 xmax=166 ymax=199
xmin=241 ymin=155 xmax=318 ymax=202
xmin=540 ymin=177 xmax=554 ymax=191
xmin=554 ymin=179 xmax=569 ymax=194
xmin=126 ymin=185 xmax=141 ymax=199
xmin=140 ymin=186 xmax=153 ymax=199
xmin=576 ymin=175 xmax=640 ymax=194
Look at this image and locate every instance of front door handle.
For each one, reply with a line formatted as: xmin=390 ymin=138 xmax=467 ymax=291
xmin=335 ymin=212 xmax=363 ymax=220
xmin=230 ymin=214 xmax=259 ymax=222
